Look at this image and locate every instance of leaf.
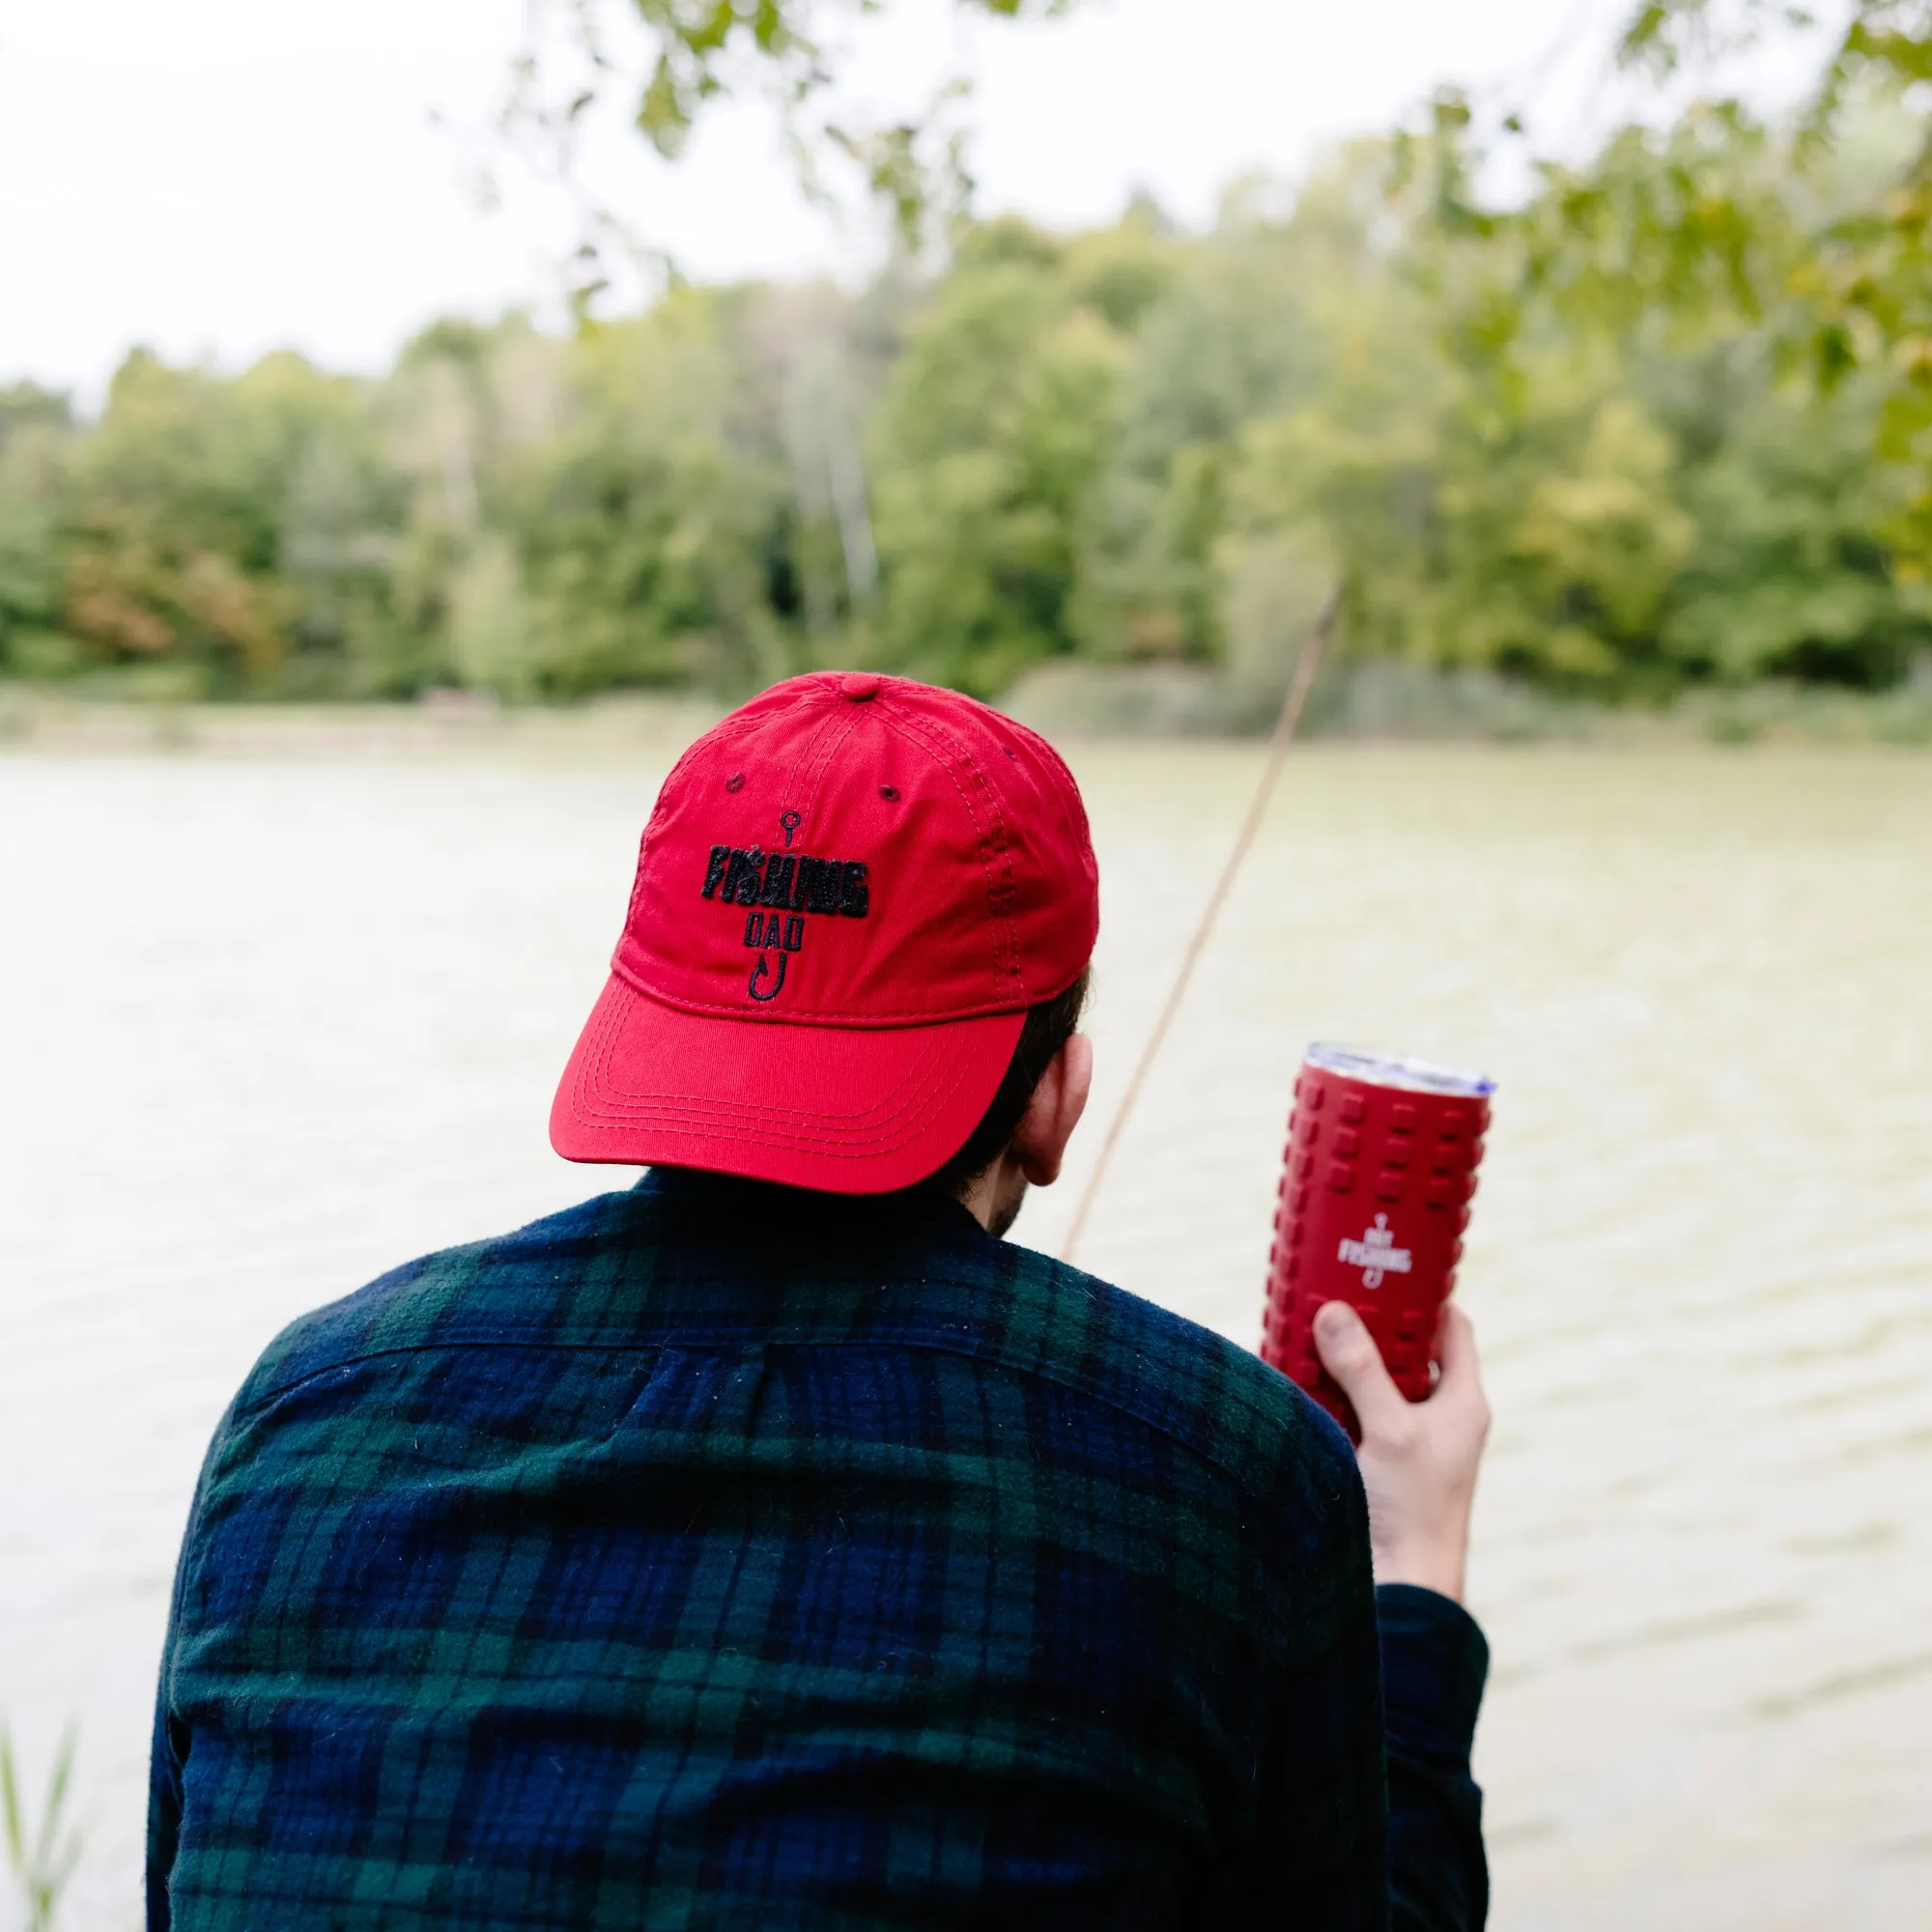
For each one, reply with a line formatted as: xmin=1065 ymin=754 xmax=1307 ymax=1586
xmin=0 ymin=1721 xmax=84 ymax=1932
xmin=684 ymin=0 xmax=737 ymax=58
xmin=0 ymin=1724 xmax=24 ymax=1872
xmin=638 ymin=54 xmax=692 ymax=157
xmin=37 ymin=1729 xmax=74 ymax=1873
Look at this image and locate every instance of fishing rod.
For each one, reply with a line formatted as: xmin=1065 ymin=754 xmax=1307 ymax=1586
xmin=1059 ymin=589 xmax=1340 ymax=1268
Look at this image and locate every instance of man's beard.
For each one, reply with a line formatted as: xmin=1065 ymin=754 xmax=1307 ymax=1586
xmin=986 ymin=1179 xmax=1029 ymax=1241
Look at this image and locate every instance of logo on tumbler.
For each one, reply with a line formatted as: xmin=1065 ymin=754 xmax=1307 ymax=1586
xmin=1337 ymin=1213 xmax=1412 ymax=1290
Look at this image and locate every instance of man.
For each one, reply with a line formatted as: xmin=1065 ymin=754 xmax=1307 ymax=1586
xmin=149 ymin=672 xmax=1492 ymax=1930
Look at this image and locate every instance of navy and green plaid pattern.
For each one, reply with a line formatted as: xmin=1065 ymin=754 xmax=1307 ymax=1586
xmin=150 ymin=1171 xmax=1459 ymax=1929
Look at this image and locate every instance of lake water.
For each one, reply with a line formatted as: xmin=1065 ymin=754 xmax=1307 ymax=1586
xmin=4 ymin=733 xmax=1930 ymax=1929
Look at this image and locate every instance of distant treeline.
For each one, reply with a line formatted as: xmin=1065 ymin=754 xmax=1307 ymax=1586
xmin=4 ymin=100 xmax=1930 ymax=703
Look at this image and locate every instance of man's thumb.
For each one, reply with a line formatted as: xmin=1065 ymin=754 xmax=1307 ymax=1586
xmin=1313 ymin=1302 xmax=1402 ymax=1434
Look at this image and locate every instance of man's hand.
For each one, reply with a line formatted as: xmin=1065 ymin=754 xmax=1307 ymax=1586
xmin=1314 ymin=1302 xmax=1491 ymax=1604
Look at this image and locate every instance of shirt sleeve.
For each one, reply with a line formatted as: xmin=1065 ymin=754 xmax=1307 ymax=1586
xmin=148 ymin=1402 xmax=237 ymax=1932
xmin=1211 ymin=1424 xmax=1391 ymax=1931
xmin=1377 ymin=1583 xmax=1491 ymax=1932
xmin=147 ymin=1641 xmax=185 ymax=1932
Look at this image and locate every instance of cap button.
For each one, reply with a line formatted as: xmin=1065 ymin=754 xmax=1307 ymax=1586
xmin=840 ymin=672 xmax=882 ymax=701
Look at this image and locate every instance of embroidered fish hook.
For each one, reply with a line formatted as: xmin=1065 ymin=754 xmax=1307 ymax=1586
xmin=749 ymin=952 xmax=787 ymax=1002
xmin=779 ymin=810 xmax=802 ymax=849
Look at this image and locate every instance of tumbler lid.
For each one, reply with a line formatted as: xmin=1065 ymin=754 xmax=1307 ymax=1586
xmin=1305 ymin=1042 xmax=1495 ymax=1097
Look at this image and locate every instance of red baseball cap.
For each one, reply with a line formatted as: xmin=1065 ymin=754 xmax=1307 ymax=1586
xmin=551 ymin=671 xmax=1099 ymax=1193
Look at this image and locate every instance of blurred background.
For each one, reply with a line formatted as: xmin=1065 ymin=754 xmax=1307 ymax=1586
xmin=4 ymin=2 xmax=1931 ymax=1927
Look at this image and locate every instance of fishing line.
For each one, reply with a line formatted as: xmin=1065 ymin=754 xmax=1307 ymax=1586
xmin=1059 ymin=590 xmax=1339 ymax=1268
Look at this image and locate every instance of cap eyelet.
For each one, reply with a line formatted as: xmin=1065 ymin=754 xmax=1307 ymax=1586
xmin=879 ymin=784 xmax=899 ymax=801
xmin=725 ymin=773 xmax=746 ymax=793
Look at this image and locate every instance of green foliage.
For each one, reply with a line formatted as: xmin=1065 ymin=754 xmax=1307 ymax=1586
xmin=490 ymin=296 xmax=798 ymax=695
xmin=1660 ymin=368 xmax=1922 ymax=684
xmin=1601 ymin=2 xmax=1932 ymax=559
xmin=507 ymin=0 xmax=1078 ymax=279
xmin=0 ymin=1722 xmax=83 ymax=1932
xmin=9 ymin=75 xmax=1932 ymax=704
xmin=622 ymin=0 xmax=1065 ymax=169
xmin=0 ymin=385 xmax=78 ymax=676
xmin=867 ymin=222 xmax=1131 ymax=694
xmin=1296 ymin=74 xmax=1932 ymax=690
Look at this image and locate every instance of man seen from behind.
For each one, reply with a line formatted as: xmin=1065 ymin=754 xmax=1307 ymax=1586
xmin=149 ymin=672 xmax=1492 ymax=1930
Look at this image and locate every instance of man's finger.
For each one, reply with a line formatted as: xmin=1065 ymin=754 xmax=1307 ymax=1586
xmin=1313 ymin=1302 xmax=1406 ymax=1437
xmin=1434 ymin=1305 xmax=1483 ymax=1402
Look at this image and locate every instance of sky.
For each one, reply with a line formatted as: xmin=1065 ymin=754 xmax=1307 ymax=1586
xmin=0 ymin=0 xmax=1817 ymax=400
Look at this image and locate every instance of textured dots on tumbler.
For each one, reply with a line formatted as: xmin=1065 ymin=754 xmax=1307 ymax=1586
xmin=1263 ymin=1045 xmax=1493 ymax=1438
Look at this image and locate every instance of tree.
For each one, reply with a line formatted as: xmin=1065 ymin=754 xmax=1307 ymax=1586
xmin=498 ymin=0 xmax=1081 ymax=302
xmin=1534 ymin=2 xmax=1932 ymax=564
xmin=865 ymin=215 xmax=1158 ymax=695
xmin=0 ymin=386 xmax=78 ymax=678
xmin=8 ymin=33 xmax=1932 ymax=705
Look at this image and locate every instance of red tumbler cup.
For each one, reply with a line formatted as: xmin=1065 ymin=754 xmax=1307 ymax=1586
xmin=1261 ymin=1044 xmax=1493 ymax=1439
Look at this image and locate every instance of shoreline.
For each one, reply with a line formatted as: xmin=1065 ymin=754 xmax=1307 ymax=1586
xmin=4 ymin=661 xmax=1931 ymax=764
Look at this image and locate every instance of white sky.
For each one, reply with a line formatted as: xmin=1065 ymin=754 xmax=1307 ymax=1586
xmin=0 ymin=0 xmax=1819 ymax=400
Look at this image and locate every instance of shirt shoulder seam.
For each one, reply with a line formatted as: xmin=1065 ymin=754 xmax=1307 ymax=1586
xmin=236 ymin=1321 xmax=1304 ymax=1504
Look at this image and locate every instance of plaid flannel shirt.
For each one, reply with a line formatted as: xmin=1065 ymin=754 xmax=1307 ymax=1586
xmin=150 ymin=1170 xmax=1486 ymax=1930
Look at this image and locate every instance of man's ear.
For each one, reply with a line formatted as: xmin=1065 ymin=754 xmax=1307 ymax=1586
xmin=1011 ymin=1034 xmax=1094 ymax=1187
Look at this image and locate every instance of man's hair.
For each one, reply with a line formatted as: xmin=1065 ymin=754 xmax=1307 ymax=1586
xmin=929 ymin=967 xmax=1092 ymax=1198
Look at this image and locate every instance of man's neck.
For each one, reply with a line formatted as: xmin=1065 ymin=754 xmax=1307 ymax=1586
xmin=957 ymin=1155 xmax=1028 ymax=1239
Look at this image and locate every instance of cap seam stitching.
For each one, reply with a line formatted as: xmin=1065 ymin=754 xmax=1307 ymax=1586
xmin=587 ymin=978 xmax=942 ymax=1127
xmin=779 ymin=701 xmax=859 ymax=824
xmin=874 ymin=700 xmax=1027 ymax=1004
xmin=572 ymin=981 xmax=1002 ymax=1151
xmin=607 ymin=951 xmax=1037 ymax=1027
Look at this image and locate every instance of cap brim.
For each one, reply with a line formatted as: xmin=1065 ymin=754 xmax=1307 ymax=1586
xmin=550 ymin=973 xmax=1026 ymax=1195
